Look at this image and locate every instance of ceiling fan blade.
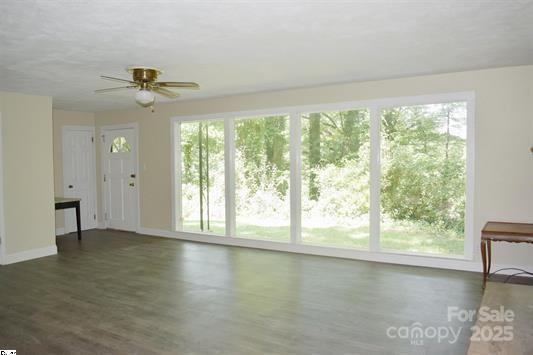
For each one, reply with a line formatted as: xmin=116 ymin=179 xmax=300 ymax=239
xmin=94 ymin=85 xmax=138 ymax=93
xmin=101 ymin=75 xmax=136 ymax=84
xmin=152 ymin=87 xmax=180 ymax=99
xmin=154 ymin=81 xmax=200 ymax=89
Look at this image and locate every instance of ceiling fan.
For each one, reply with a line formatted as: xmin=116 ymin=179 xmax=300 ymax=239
xmin=95 ymin=67 xmax=199 ymax=110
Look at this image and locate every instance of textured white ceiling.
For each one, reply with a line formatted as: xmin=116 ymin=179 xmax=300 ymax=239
xmin=1 ymin=0 xmax=532 ymax=111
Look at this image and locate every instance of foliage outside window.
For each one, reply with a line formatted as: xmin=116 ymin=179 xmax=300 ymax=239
xmin=235 ymin=115 xmax=290 ymax=241
xmin=110 ymin=136 xmax=131 ymax=153
xmin=180 ymin=120 xmax=225 ymax=234
xmin=380 ymin=102 xmax=467 ymax=255
xmin=174 ymin=98 xmax=469 ymax=257
xmin=301 ymin=109 xmax=370 ymax=248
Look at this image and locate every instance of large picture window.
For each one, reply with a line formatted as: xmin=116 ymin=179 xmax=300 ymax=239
xmin=173 ymin=93 xmax=473 ymax=262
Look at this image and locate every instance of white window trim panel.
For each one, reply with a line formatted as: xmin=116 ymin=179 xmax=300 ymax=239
xmin=224 ymin=118 xmax=236 ymax=237
xmin=0 ymin=113 xmax=5 ymax=264
xmin=170 ymin=122 xmax=181 ymax=232
xmin=169 ymin=91 xmax=475 ymax=267
xmin=289 ymin=110 xmax=302 ymax=244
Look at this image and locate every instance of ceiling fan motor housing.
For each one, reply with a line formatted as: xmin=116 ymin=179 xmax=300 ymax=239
xmin=128 ymin=67 xmax=162 ymax=84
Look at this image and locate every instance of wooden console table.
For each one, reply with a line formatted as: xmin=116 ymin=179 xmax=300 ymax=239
xmin=481 ymin=221 xmax=533 ymax=288
xmin=55 ymin=197 xmax=82 ymax=240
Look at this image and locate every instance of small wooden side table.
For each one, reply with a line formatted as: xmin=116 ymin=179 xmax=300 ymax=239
xmin=55 ymin=197 xmax=82 ymax=240
xmin=481 ymin=221 xmax=533 ymax=288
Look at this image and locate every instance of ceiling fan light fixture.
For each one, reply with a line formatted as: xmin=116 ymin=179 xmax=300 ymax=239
xmin=134 ymin=89 xmax=155 ymax=107
xmin=96 ymin=67 xmax=199 ymax=111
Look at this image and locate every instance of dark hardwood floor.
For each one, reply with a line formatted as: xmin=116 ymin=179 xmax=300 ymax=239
xmin=0 ymin=229 xmax=483 ymax=354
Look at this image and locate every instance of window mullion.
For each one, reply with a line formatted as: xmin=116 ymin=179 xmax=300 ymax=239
xmin=369 ymin=106 xmax=381 ymax=252
xmin=224 ymin=118 xmax=236 ymax=237
xmin=175 ymin=122 xmax=183 ymax=231
xmin=289 ymin=111 xmax=302 ymax=244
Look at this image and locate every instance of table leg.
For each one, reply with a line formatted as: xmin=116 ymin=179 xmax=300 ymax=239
xmin=75 ymin=203 xmax=82 ymax=240
xmin=481 ymin=239 xmax=487 ymax=289
xmin=487 ymin=240 xmax=492 ymax=275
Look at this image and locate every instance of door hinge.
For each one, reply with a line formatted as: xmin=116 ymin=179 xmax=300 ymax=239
xmin=93 ymin=214 xmax=96 ymax=220
xmin=91 ymin=136 xmax=94 ymax=143
xmin=103 ymin=174 xmax=106 ymax=182
xmin=101 ymin=134 xmax=105 ymax=143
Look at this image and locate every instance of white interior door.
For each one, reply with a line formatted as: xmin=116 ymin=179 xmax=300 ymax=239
xmin=63 ymin=127 xmax=97 ymax=232
xmin=103 ymin=127 xmax=137 ymax=231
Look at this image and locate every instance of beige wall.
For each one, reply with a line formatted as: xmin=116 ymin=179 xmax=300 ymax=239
xmin=52 ymin=109 xmax=95 ymax=229
xmin=0 ymin=91 xmax=55 ymax=256
xmin=94 ymin=65 xmax=533 ymax=267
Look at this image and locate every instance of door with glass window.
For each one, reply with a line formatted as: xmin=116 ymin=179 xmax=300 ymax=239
xmin=102 ymin=127 xmax=137 ymax=231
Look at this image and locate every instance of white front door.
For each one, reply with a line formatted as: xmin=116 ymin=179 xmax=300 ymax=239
xmin=102 ymin=127 xmax=137 ymax=231
xmin=63 ymin=127 xmax=97 ymax=232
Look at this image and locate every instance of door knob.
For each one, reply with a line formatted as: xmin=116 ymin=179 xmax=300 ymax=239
xmin=130 ymin=174 xmax=136 ymax=178
xmin=68 ymin=185 xmax=74 ymax=189
xmin=129 ymin=182 xmax=135 ymax=187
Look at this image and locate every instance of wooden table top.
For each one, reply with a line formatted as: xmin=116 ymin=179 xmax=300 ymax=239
xmin=482 ymin=221 xmax=533 ymax=242
xmin=55 ymin=197 xmax=81 ymax=204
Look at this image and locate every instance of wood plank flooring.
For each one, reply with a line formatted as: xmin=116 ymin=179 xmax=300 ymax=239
xmin=0 ymin=229 xmax=483 ymax=354
xmin=468 ymin=282 xmax=533 ymax=354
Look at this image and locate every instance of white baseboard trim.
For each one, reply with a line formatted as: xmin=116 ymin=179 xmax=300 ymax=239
xmin=2 ymin=245 xmax=58 ymax=265
xmin=135 ymin=227 xmax=531 ymax=276
xmin=55 ymin=227 xmax=65 ymax=236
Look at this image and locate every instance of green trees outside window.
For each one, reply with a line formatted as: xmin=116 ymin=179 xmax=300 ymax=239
xmin=235 ymin=115 xmax=290 ymax=240
xmin=301 ymin=109 xmax=370 ymax=248
xmin=180 ymin=120 xmax=225 ymax=234
xmin=380 ymin=103 xmax=467 ymax=255
xmin=176 ymin=100 xmax=468 ymax=256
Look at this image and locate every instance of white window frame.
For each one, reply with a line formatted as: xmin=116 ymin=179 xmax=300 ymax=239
xmin=170 ymin=91 xmax=475 ymax=264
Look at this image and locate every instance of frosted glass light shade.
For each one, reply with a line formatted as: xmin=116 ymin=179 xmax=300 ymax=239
xmin=135 ymin=89 xmax=155 ymax=107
